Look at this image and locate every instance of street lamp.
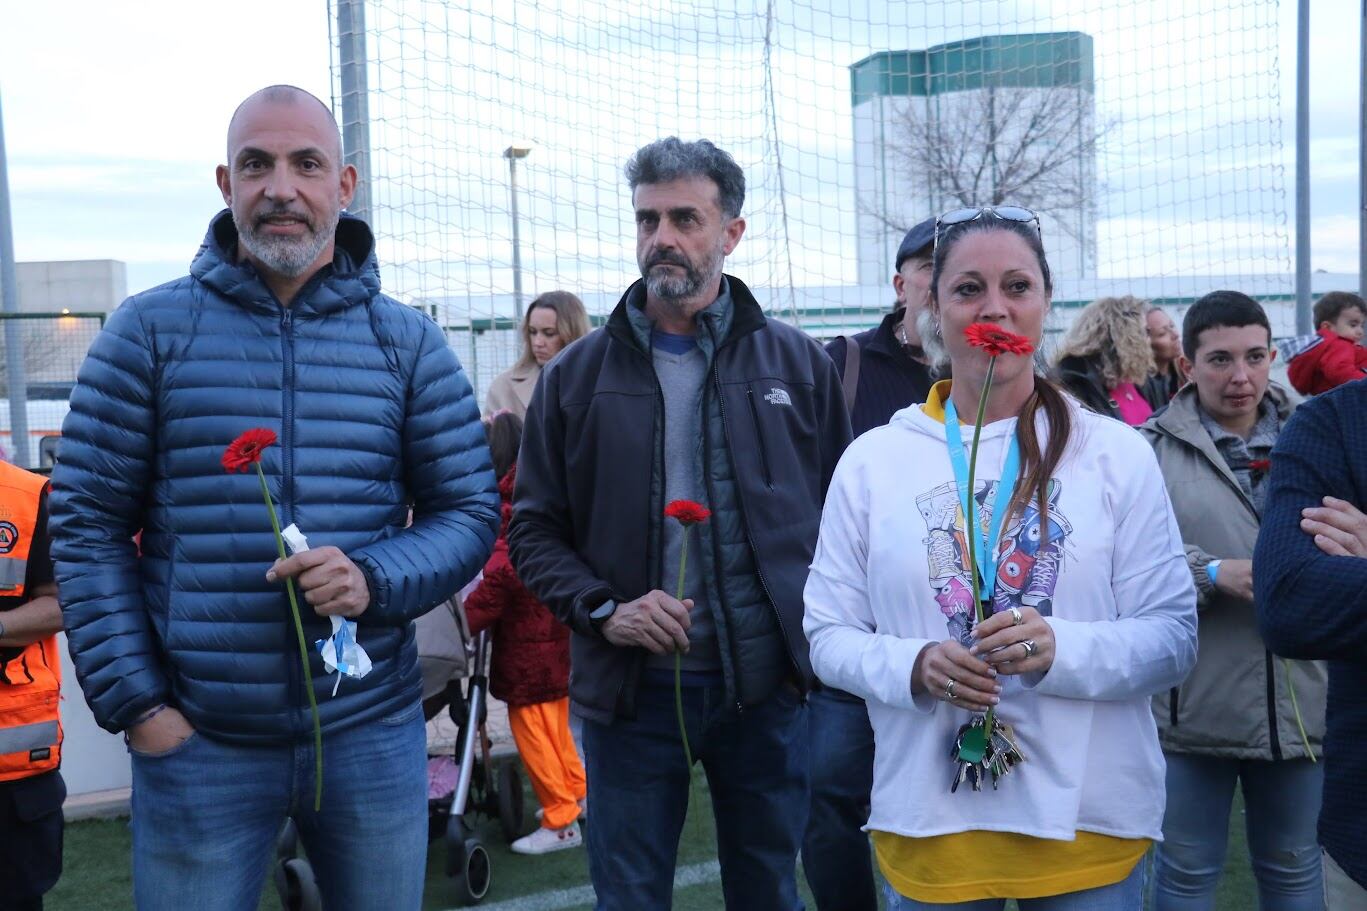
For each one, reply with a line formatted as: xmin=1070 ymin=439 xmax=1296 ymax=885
xmin=503 ymin=144 xmax=533 ymax=323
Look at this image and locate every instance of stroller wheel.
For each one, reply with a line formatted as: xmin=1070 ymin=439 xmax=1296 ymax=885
xmin=276 ymin=857 xmax=323 ymax=911
xmin=497 ymin=762 xmax=525 ymax=842
xmin=452 ymin=838 xmax=492 ymax=905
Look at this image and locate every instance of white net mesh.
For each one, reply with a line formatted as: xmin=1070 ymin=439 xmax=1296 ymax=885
xmin=331 ymin=0 xmax=1290 ymax=399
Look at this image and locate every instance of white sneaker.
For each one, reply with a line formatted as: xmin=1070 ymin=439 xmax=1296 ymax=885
xmin=535 ymin=798 xmax=587 ymax=823
xmin=511 ymin=822 xmax=582 ymax=855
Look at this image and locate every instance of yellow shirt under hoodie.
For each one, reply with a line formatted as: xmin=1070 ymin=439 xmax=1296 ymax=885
xmin=804 ymin=381 xmax=1197 ymax=902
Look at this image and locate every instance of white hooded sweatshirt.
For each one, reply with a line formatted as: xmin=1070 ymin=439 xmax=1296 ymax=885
xmin=804 ymin=393 xmax=1197 ymax=842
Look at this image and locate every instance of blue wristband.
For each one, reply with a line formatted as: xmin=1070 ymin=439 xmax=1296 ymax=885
xmin=1207 ymin=560 xmax=1222 ymax=587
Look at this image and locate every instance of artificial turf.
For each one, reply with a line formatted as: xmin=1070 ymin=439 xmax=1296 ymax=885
xmin=47 ymin=771 xmax=1257 ymax=910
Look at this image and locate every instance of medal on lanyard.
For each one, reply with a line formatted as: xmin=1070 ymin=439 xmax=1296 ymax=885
xmin=944 ymin=398 xmax=1022 ymax=615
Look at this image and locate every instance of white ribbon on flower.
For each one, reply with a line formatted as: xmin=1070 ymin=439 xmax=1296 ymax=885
xmin=281 ymin=523 xmax=374 ymax=695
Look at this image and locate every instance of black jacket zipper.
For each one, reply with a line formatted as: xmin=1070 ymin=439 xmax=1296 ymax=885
xmin=712 ymin=352 xmax=801 ymax=700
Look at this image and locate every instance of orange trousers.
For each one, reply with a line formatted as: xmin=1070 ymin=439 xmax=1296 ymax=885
xmin=507 ymin=698 xmax=587 ymax=830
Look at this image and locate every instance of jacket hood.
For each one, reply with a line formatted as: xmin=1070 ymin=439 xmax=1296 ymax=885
xmin=190 ymin=209 xmax=381 ymax=317
xmin=1280 ymin=331 xmax=1327 ymax=362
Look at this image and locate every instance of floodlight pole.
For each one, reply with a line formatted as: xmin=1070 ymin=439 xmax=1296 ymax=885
xmin=0 ymin=90 xmax=30 ymax=467
xmin=1295 ymin=0 xmax=1312 ymax=334
xmin=504 ymin=145 xmax=532 ymax=323
xmin=336 ymin=0 xmax=373 ymax=222
xmin=1360 ymin=0 xmax=1366 ymax=296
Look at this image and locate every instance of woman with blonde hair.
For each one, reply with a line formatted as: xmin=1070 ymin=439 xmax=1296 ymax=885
xmin=1053 ymin=296 xmax=1156 ymax=425
xmin=485 ymin=291 xmax=591 ymax=418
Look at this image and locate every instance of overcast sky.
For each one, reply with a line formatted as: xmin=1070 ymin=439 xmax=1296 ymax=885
xmin=0 ymin=0 xmax=1361 ymax=301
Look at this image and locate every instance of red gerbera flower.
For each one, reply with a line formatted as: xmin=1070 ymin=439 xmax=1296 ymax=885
xmin=964 ymin=323 xmax=1035 ymax=357
xmin=222 ymin=428 xmax=278 ymax=473
xmin=665 ymin=500 xmax=712 ymax=526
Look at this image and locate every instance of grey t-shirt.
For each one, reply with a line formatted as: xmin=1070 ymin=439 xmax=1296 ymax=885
xmin=647 ymin=329 xmax=721 ymax=673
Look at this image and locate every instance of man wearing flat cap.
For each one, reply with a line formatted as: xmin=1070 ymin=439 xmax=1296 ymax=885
xmin=805 ymin=217 xmax=939 ymax=911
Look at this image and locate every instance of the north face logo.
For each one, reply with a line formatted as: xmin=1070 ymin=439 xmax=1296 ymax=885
xmin=763 ymin=388 xmax=792 ymax=406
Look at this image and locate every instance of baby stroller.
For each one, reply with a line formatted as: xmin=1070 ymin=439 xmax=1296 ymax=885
xmin=272 ymin=594 xmax=526 ymax=909
xmin=425 ymin=596 xmax=527 ymax=905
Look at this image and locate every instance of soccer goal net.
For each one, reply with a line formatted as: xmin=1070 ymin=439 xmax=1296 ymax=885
xmin=331 ymin=0 xmax=1289 ymax=400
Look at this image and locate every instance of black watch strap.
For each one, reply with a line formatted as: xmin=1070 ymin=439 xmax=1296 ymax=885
xmin=588 ymin=599 xmax=618 ymax=634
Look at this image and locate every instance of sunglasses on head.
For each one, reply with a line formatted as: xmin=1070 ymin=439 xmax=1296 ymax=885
xmin=933 ymin=205 xmax=1042 ymax=252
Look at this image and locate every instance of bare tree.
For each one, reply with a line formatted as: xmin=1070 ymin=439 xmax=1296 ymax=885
xmin=874 ymin=84 xmax=1105 ymax=244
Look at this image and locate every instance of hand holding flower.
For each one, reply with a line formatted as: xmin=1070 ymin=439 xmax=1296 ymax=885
xmin=269 ymin=546 xmax=372 ymax=618
xmin=970 ymin=606 xmax=1056 ymax=675
xmin=912 ymin=640 xmax=999 ymax=712
xmin=222 ymin=427 xmax=324 ymax=810
xmin=600 ymin=590 xmax=693 ymax=654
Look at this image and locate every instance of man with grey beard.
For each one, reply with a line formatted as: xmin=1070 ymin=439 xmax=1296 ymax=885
xmin=510 ymin=137 xmax=851 ymax=909
xmin=48 ymin=86 xmax=498 ymax=910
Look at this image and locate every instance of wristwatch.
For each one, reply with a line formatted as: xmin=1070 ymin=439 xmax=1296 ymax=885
xmin=588 ymin=599 xmax=618 ymax=634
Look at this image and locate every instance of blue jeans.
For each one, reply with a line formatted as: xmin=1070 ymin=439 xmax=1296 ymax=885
xmin=582 ymin=673 xmax=809 ymax=910
xmin=1154 ymin=753 xmax=1323 ymax=910
xmin=883 ymin=858 xmax=1146 ymax=910
xmin=802 ymin=686 xmax=876 ymax=911
xmin=130 ymin=700 xmax=429 ymax=911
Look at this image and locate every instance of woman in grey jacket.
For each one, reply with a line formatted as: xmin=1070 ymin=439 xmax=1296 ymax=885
xmin=1140 ymin=291 xmax=1326 ymax=911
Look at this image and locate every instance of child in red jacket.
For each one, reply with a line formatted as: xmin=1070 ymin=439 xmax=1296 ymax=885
xmin=1286 ymin=291 xmax=1367 ymax=395
xmin=464 ymin=412 xmax=586 ymax=855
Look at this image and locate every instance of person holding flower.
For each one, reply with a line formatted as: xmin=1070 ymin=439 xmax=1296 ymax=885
xmin=804 ymin=205 xmax=1197 ymax=909
xmin=1139 ymin=290 xmax=1324 ymax=909
xmin=48 ymin=86 xmax=499 ymax=911
xmin=510 ymin=137 xmax=850 ymax=910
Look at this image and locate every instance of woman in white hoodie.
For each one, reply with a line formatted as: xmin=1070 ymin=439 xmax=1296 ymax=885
xmin=804 ymin=207 xmax=1198 ymax=910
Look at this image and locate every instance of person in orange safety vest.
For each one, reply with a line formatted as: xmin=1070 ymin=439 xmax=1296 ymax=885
xmin=0 ymin=460 xmax=65 ymax=911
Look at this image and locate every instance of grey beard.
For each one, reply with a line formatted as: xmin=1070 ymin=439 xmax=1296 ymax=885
xmin=645 ymin=267 xmax=705 ymax=301
xmin=641 ymin=243 xmax=724 ymax=303
xmin=236 ymin=208 xmax=339 ymax=279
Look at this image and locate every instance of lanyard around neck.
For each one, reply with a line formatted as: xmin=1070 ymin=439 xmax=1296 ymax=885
xmin=943 ymin=398 xmax=1022 ymax=603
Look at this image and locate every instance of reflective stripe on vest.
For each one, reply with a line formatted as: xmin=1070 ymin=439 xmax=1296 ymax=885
xmin=0 ymin=461 xmax=61 ymax=781
xmin=0 ymin=558 xmax=24 ymax=591
xmin=0 ymin=719 xmax=58 ymax=755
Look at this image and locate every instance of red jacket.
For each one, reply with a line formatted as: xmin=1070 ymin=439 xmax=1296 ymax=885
xmin=1287 ymin=328 xmax=1367 ymax=395
xmin=463 ymin=467 xmax=571 ymax=706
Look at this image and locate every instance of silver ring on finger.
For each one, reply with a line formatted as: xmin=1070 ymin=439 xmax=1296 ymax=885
xmin=1009 ymin=607 xmax=1023 ymax=626
xmin=944 ymin=678 xmax=957 ymax=700
xmin=1021 ymin=638 xmax=1038 ymax=658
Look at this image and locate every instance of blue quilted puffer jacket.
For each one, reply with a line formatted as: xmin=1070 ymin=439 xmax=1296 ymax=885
xmin=49 ymin=210 xmax=500 ymax=744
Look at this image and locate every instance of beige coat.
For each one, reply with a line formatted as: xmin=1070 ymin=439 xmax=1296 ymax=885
xmin=1140 ymin=383 xmax=1326 ymax=759
xmin=484 ymin=361 xmax=541 ymax=419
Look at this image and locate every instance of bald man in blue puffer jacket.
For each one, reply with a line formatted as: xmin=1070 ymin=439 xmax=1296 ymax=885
xmin=48 ymin=85 xmax=499 ymax=911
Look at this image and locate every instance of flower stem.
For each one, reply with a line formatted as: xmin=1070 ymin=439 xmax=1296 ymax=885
xmin=674 ymin=535 xmax=695 ymax=771
xmin=966 ymin=358 xmax=997 ymax=730
xmin=256 ymin=463 xmax=324 ymax=811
